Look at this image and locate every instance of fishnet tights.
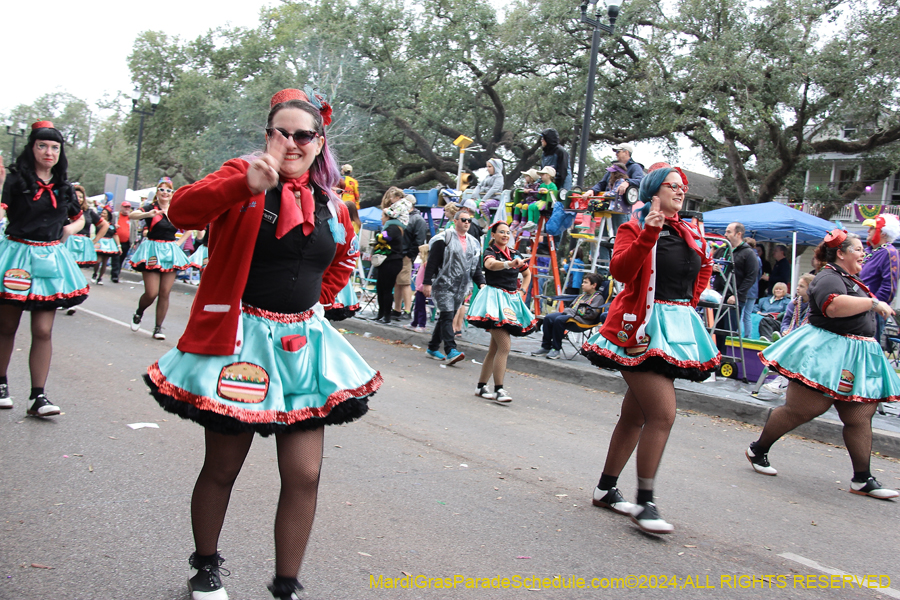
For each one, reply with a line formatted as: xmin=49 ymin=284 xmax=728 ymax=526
xmin=601 ymin=371 xmax=677 ymax=481
xmin=479 ymin=329 xmax=511 ymax=387
xmin=756 ymin=381 xmax=877 ymax=473
xmin=191 ymin=427 xmax=325 ymax=578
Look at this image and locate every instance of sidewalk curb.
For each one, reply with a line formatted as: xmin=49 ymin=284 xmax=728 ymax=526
xmin=344 ymin=317 xmax=900 ymax=458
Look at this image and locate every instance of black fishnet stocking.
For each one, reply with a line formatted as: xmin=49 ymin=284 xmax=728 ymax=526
xmin=834 ymin=400 xmax=877 ymax=473
xmin=191 ymin=430 xmax=254 ymax=556
xmin=755 ymin=382 xmax=877 ymax=473
xmin=755 ymin=381 xmax=833 ymax=451
xmin=601 ymin=371 xmax=677 ymax=481
xmin=479 ymin=329 xmax=511 ymax=386
xmin=273 ymin=427 xmax=324 ymax=579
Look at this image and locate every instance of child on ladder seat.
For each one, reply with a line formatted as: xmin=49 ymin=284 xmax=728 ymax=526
xmin=512 ymin=169 xmax=540 ymax=235
xmin=521 ymin=166 xmax=557 ymax=232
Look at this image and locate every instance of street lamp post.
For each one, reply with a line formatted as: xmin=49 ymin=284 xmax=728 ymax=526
xmin=5 ymin=121 xmax=27 ymax=159
xmin=575 ymin=0 xmax=621 ymax=189
xmin=131 ymin=90 xmax=161 ymax=189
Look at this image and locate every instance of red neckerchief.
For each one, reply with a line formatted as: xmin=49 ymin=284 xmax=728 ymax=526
xmin=149 ymin=203 xmax=165 ymax=231
xmin=824 ymin=263 xmax=875 ymax=299
xmin=664 ymin=214 xmax=707 ymax=262
xmin=34 ymin=181 xmax=55 ymax=208
xmin=277 ymin=172 xmax=315 ymax=239
xmin=491 ymin=243 xmax=513 ymax=263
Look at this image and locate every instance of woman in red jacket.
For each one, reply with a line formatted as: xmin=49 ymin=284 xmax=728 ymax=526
xmin=144 ymin=88 xmax=381 ymax=600
xmin=582 ymin=166 xmax=719 ymax=534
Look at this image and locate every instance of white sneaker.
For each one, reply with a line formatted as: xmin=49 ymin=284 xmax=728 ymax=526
xmin=131 ymin=311 xmax=142 ymax=332
xmin=0 ymin=383 xmax=11 ymax=409
xmin=494 ymin=388 xmax=512 ymax=403
xmin=592 ymin=486 xmax=636 ymax=516
xmin=476 ymin=385 xmax=496 ymax=400
xmin=762 ymin=376 xmax=789 ymax=395
xmin=630 ymin=502 xmax=674 ymax=534
xmin=850 ymin=477 xmax=900 ymax=499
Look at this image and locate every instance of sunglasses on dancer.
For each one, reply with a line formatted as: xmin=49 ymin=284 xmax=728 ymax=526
xmin=660 ymin=183 xmax=689 ymax=193
xmin=266 ymin=127 xmax=320 ymax=146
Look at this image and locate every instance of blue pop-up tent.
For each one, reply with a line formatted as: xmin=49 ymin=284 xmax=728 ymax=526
xmin=702 ymin=202 xmax=835 ymax=245
xmin=703 ymin=201 xmax=838 ymax=292
xmin=358 ymin=206 xmax=383 ymax=230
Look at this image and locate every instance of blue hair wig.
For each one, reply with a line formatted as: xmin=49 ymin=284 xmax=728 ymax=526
xmin=636 ymin=167 xmax=674 ymax=225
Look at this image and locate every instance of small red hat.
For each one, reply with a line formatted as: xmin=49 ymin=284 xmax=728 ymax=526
xmin=32 ymin=120 xmax=54 ymax=130
xmin=270 ymin=89 xmax=310 ymax=107
xmin=824 ymin=229 xmax=848 ymax=248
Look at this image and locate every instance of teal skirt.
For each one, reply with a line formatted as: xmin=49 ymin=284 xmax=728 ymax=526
xmin=130 ymin=239 xmax=191 ymax=272
xmin=97 ymin=238 xmax=119 ymax=256
xmin=760 ymin=324 xmax=900 ymax=403
xmin=466 ymin=285 xmax=537 ymax=336
xmin=145 ymin=304 xmax=382 ymax=436
xmin=188 ymin=245 xmax=208 ymax=270
xmin=582 ymin=300 xmax=720 ymax=381
xmin=65 ymin=234 xmax=99 ymax=266
xmin=325 ymin=281 xmax=360 ymax=322
xmin=0 ymin=237 xmax=89 ymax=310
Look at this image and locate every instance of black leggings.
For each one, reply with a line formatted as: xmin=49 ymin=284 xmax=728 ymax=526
xmin=376 ymin=259 xmax=403 ymax=319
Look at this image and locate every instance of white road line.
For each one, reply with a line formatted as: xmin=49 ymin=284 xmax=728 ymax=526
xmin=778 ymin=552 xmax=900 ymax=599
xmin=74 ymin=307 xmax=153 ymax=337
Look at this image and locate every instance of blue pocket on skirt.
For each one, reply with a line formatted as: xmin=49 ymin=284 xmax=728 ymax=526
xmin=32 ymin=252 xmax=60 ymax=279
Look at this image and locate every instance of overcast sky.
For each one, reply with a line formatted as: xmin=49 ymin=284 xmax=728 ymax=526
xmin=0 ymin=0 xmax=276 ymax=114
xmin=1 ymin=0 xmax=713 ymax=176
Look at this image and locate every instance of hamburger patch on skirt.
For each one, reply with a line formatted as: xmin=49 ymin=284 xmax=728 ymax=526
xmin=217 ymin=362 xmax=270 ymax=403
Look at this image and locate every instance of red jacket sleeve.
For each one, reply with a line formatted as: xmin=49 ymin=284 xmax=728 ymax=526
xmin=320 ymin=201 xmax=356 ymax=307
xmin=169 ymin=159 xmax=259 ymax=230
xmin=609 ymin=220 xmax=661 ymax=285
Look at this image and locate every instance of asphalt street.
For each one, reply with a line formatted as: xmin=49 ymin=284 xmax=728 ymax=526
xmin=2 ymin=274 xmax=900 ymax=599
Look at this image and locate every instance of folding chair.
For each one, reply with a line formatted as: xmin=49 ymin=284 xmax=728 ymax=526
xmin=560 ymin=319 xmax=600 ymax=360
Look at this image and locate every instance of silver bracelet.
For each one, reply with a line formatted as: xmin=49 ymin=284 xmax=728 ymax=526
xmin=871 ymin=298 xmax=879 ymax=312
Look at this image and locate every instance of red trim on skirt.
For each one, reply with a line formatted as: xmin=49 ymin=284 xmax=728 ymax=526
xmin=242 ymin=304 xmax=314 ymax=323
xmin=581 ymin=342 xmax=720 ymax=371
xmin=6 ymin=237 xmax=61 ymax=246
xmin=759 ymin=355 xmax=899 ymax=403
xmin=0 ymin=287 xmax=89 ymax=304
xmin=466 ymin=314 xmax=538 ymax=335
xmin=147 ymin=362 xmax=383 ymax=425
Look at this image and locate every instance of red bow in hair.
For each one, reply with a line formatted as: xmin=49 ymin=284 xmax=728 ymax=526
xmin=33 ymin=181 xmax=56 ymax=208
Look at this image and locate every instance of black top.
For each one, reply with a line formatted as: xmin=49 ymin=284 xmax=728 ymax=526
xmin=242 ymin=185 xmax=336 ymax=314
xmin=103 ymin=220 xmax=117 ymax=239
xmin=140 ymin=202 xmax=179 ymax=241
xmin=808 ymin=264 xmax=876 ymax=337
xmin=713 ymin=242 xmax=759 ymax=303
xmin=1 ymin=171 xmax=81 ymax=242
xmin=655 ymin=224 xmax=702 ymax=300
xmin=77 ymin=209 xmax=101 ymax=236
xmin=483 ymin=244 xmax=525 ymax=292
xmin=379 ymin=222 xmax=405 ymax=263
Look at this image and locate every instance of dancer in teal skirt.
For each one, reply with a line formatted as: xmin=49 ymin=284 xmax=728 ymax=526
xmin=747 ymin=230 xmax=900 ymax=499
xmin=65 ymin=184 xmax=106 ymax=266
xmin=128 ymin=177 xmax=192 ymax=340
xmin=582 ymin=166 xmax=718 ymax=534
xmin=144 ymin=88 xmax=381 ymax=600
xmin=467 ymin=221 xmax=534 ymax=403
xmin=0 ymin=121 xmax=88 ymax=417
xmin=91 ymin=206 xmax=120 ymax=285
